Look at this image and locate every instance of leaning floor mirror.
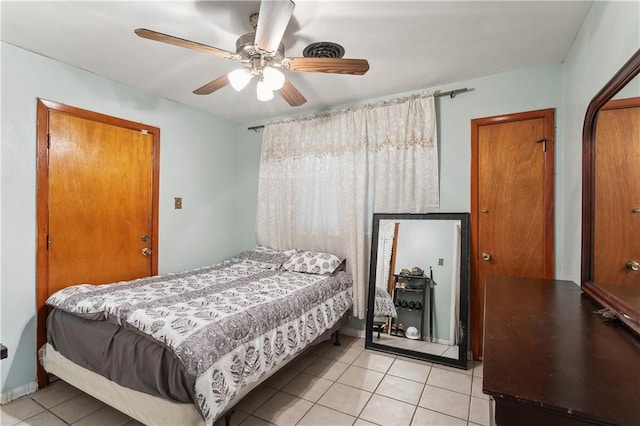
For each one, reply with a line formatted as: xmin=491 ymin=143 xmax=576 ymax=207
xmin=365 ymin=213 xmax=470 ymax=369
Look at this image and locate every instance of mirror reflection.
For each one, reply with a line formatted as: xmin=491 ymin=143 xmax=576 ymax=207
xmin=593 ymin=81 xmax=640 ymax=286
xmin=366 ymin=213 xmax=469 ymax=369
xmin=582 ymin=49 xmax=640 ymax=335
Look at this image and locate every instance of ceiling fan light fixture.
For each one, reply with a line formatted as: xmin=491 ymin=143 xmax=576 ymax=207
xmin=262 ymin=67 xmax=285 ymax=90
xmin=256 ymin=80 xmax=274 ymax=101
xmin=228 ymin=68 xmax=252 ymax=91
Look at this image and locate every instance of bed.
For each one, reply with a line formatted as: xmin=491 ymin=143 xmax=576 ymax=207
xmin=39 ymin=246 xmax=353 ymax=425
xmin=372 ymin=287 xmax=397 ymax=338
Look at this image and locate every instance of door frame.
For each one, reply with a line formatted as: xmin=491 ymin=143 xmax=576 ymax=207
xmin=36 ymin=99 xmax=161 ymax=387
xmin=470 ymin=108 xmax=555 ymax=359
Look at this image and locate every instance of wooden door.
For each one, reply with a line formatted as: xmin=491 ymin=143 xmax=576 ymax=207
xmin=36 ymin=99 xmax=160 ymax=386
xmin=470 ymin=109 xmax=555 ymax=358
xmin=594 ymin=98 xmax=640 ymax=285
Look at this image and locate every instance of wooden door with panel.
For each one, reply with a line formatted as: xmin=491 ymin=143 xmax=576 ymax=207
xmin=36 ymin=99 xmax=160 ymax=387
xmin=47 ymin=111 xmax=155 ymax=291
xmin=471 ymin=109 xmax=555 ymax=358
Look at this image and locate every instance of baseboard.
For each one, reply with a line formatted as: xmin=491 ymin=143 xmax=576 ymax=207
xmin=1 ymin=381 xmax=38 ymax=404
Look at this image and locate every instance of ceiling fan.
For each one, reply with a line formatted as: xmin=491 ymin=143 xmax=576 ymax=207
xmin=135 ymin=0 xmax=370 ymax=107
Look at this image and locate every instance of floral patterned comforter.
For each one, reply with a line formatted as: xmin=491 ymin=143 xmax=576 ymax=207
xmin=46 ymin=247 xmax=353 ymax=425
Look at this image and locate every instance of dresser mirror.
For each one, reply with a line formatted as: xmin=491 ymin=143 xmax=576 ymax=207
xmin=365 ymin=213 xmax=470 ymax=369
xmin=582 ymin=48 xmax=640 ymax=335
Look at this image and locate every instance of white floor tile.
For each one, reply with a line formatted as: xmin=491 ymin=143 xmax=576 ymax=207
xmin=287 ymin=353 xmax=318 ymax=371
xmin=468 ymin=396 xmax=490 ymax=426
xmin=30 ymin=381 xmax=81 ymax=409
xmin=352 ymin=351 xmax=395 ymax=374
xmin=1 ymin=397 xmax=46 ymax=426
xmin=16 ymin=410 xmax=68 ymax=426
xmin=265 ymin=368 xmax=299 ymax=390
xmin=470 ymin=376 xmax=489 ymax=400
xmin=441 ymin=345 xmax=460 ymax=359
xmin=412 ymin=407 xmax=467 ymax=425
xmin=280 ymin=372 xmax=333 ymax=402
xmin=306 ymin=341 xmax=333 ymax=357
xmin=337 ymin=334 xmax=363 ymax=348
xmin=418 ymin=385 xmax=470 ymax=420
xmin=427 ymin=368 xmax=472 ymax=395
xmin=359 ymin=394 xmax=416 ymax=426
xmin=303 ymin=357 xmax=349 ymax=381
xmin=297 ymin=404 xmax=356 ymax=426
xmin=213 ymin=410 xmax=249 ymax=426
xmin=71 ymin=405 xmax=132 ymax=426
xmin=317 ymin=383 xmax=372 ymax=417
xmin=387 ymin=358 xmax=432 ymax=383
xmin=433 ymin=363 xmax=473 ymax=376
xmin=375 ymin=375 xmax=425 ymax=405
xmin=353 ymin=418 xmax=377 ymax=426
xmin=49 ymin=393 xmax=105 ymax=424
xmin=321 ymin=346 xmax=364 ymax=364
xmin=472 ymin=362 xmax=484 ymax=377
xmin=252 ymin=392 xmax=313 ymax=426
xmin=235 ymin=386 xmax=278 ymax=414
xmin=336 ymin=365 xmax=384 ymax=392
xmin=238 ymin=415 xmax=276 ymax=426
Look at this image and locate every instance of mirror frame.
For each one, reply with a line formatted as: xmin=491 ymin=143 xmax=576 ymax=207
xmin=365 ymin=212 xmax=470 ymax=369
xmin=581 ymin=48 xmax=640 ymax=335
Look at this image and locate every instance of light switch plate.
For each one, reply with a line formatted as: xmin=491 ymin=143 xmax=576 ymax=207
xmin=174 ymin=197 xmax=182 ymax=209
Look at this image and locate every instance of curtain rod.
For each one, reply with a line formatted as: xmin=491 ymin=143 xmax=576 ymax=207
xmin=247 ymin=87 xmax=471 ymax=132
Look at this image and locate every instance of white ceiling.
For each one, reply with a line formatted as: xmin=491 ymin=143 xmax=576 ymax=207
xmin=1 ymin=1 xmax=592 ymax=124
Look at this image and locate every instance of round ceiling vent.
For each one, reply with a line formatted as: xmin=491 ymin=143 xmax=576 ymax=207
xmin=303 ymin=42 xmax=345 ymax=58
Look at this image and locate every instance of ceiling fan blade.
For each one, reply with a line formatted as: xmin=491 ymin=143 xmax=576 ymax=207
xmin=255 ymin=0 xmax=295 ymax=54
xmin=278 ymin=79 xmax=306 ymax=106
xmin=193 ymin=75 xmax=230 ymax=95
xmin=282 ymin=58 xmax=370 ymax=75
xmin=135 ymin=28 xmax=235 ymax=59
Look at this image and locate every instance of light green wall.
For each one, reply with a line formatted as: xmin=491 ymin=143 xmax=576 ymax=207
xmin=558 ymin=0 xmax=640 ymax=282
xmin=234 ymin=127 xmax=263 ymax=249
xmin=0 ymin=42 xmax=253 ymax=398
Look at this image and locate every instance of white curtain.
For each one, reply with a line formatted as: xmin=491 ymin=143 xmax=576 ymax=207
xmin=256 ymin=93 xmax=438 ymax=318
xmin=375 ymin=221 xmax=397 ymax=292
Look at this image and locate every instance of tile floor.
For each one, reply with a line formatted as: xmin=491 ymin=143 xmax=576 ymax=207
xmin=1 ymin=335 xmax=490 ymax=426
xmin=372 ymin=333 xmax=460 ymax=358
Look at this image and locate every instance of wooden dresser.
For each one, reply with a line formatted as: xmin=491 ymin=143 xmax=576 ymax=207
xmin=483 ymin=276 xmax=640 ymax=426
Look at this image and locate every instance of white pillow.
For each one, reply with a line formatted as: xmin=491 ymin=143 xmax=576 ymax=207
xmin=235 ymin=246 xmax=297 ymax=269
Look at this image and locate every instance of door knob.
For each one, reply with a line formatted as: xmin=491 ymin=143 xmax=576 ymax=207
xmin=627 ymin=260 xmax=640 ymax=271
xmin=141 ymin=248 xmax=152 ymax=256
xmin=482 ymin=252 xmax=492 ymax=261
